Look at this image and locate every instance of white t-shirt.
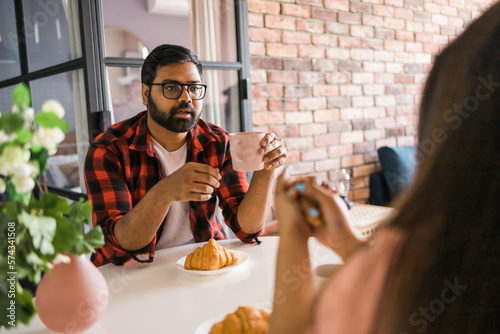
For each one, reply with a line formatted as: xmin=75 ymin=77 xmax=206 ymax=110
xmin=151 ymin=138 xmax=195 ymax=250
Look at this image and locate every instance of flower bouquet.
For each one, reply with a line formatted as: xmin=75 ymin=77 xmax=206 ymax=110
xmin=0 ymin=83 xmax=104 ymax=328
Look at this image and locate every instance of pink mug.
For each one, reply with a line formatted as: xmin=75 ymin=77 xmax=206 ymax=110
xmin=229 ymin=132 xmax=266 ymax=171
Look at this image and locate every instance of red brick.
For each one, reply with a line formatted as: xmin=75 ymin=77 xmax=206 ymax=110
xmin=251 ymin=57 xmax=283 ymax=70
xmin=266 ymin=44 xmax=298 ymax=57
xmin=341 ymin=154 xmax=365 ymax=167
xmin=375 ymin=27 xmax=395 ymax=40
xmin=373 ymin=5 xmax=394 ymax=16
xmin=249 ymin=28 xmax=282 ymax=42
xmin=326 ymin=22 xmax=350 ymax=35
xmin=298 ymin=45 xmax=326 ymax=58
xmin=351 ymin=25 xmax=375 ymax=38
xmin=328 ymin=96 xmax=351 ymax=108
xmin=282 ymin=31 xmax=311 ymax=44
xmin=253 ymin=111 xmax=285 ymax=125
xmin=315 ymin=158 xmax=341 ymax=172
xmin=297 ymin=0 xmax=324 ymax=7
xmin=352 ymin=164 xmax=376 ymax=177
xmin=363 ymin=107 xmax=386 ymax=119
xmin=252 ymin=99 xmax=267 ymax=112
xmin=285 ymin=111 xmax=314 ymax=124
xmin=326 ymin=47 xmax=350 ymax=60
xmin=324 ymin=0 xmax=350 ymax=11
xmin=396 ymin=30 xmax=414 ymax=41
xmin=374 ymin=117 xmax=396 ymax=128
xmin=385 ymin=17 xmax=405 ymax=30
xmin=352 ymin=96 xmax=375 ymax=107
xmin=250 ymin=42 xmax=266 ymax=56
xmin=375 ymin=137 xmax=397 ymax=149
xmin=300 ymin=123 xmax=327 ymax=137
xmin=268 ymin=99 xmax=299 ymax=111
xmin=298 ymin=97 xmax=327 ymax=111
xmin=362 ymin=14 xmax=384 ymax=27
xmin=313 ymin=84 xmax=339 ymax=96
xmin=248 ymin=13 xmax=264 ymax=27
xmin=299 ymin=72 xmax=324 ymax=85
xmin=284 ymin=85 xmax=312 ymax=98
xmin=326 ymin=72 xmax=350 ymax=84
xmin=311 ymin=8 xmax=337 ymax=21
xmin=328 ymin=144 xmax=354 ymax=157
xmin=313 ymin=59 xmax=338 ymax=72
xmin=314 ymin=109 xmax=340 ymax=122
xmin=301 ymin=147 xmax=328 ymax=161
xmin=312 ymin=34 xmax=331 ymax=46
xmin=288 ymin=162 xmax=315 ymax=175
xmin=339 ymin=36 xmax=363 ymax=48
xmin=284 ymin=59 xmax=312 ymax=71
xmin=248 ymin=0 xmax=281 ymax=14
xmin=297 ymin=19 xmax=325 ymax=33
xmin=282 ymin=4 xmax=311 ymax=18
xmin=338 ymin=12 xmax=362 ymax=25
xmin=353 ymin=141 xmax=375 ymax=154
xmin=364 ymin=129 xmax=386 ymax=140
xmin=341 ymin=131 xmax=364 ymax=144
xmin=267 ymin=71 xmax=299 ymax=84
xmin=252 ymin=84 xmax=284 ymax=98
xmin=340 ymin=84 xmax=363 ymax=96
xmin=375 ymin=73 xmax=395 ymax=84
xmin=394 ymin=8 xmax=413 ymax=20
xmin=284 ymin=136 xmax=314 ymax=150
xmin=251 ymin=70 xmax=266 ymax=84
xmin=265 ymin=15 xmax=296 ymax=31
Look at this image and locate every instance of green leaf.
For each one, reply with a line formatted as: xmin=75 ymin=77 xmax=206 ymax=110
xmin=84 ymin=226 xmax=105 ymax=248
xmin=12 ymin=83 xmax=31 ymax=109
xmin=30 ymin=148 xmax=49 ymax=174
xmin=40 ymin=192 xmax=70 ymax=216
xmin=20 ymin=211 xmax=56 ymax=255
xmin=15 ymin=129 xmax=33 ymax=144
xmin=52 ymin=216 xmax=79 ymax=254
xmin=35 ymin=112 xmax=69 ymax=133
xmin=0 ymin=112 xmax=25 ymax=133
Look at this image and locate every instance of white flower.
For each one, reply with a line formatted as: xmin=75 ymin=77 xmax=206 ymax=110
xmin=41 ymin=100 xmax=65 ymax=119
xmin=24 ymin=107 xmax=35 ymax=122
xmin=0 ymin=178 xmax=6 ymax=193
xmin=11 ymin=105 xmax=19 ymax=114
xmin=13 ymin=162 xmax=37 ymax=179
xmin=0 ymin=130 xmax=14 ymax=144
xmin=32 ymin=126 xmax=65 ymax=156
xmin=28 ymin=160 xmax=40 ymax=178
xmin=1 ymin=145 xmax=30 ymax=164
xmin=11 ymin=175 xmax=35 ymax=194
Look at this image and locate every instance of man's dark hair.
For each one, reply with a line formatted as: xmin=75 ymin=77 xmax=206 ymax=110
xmin=141 ymin=44 xmax=203 ymax=86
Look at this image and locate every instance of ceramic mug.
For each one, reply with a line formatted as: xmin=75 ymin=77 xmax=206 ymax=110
xmin=229 ymin=132 xmax=266 ymax=171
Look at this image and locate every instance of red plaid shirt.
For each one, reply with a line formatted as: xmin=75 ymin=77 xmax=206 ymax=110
xmin=84 ymin=111 xmax=262 ymax=266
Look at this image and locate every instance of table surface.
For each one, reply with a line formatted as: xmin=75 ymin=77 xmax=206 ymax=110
xmin=11 ymin=236 xmax=341 ymax=334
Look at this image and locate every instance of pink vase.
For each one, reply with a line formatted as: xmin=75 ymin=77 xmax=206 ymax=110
xmin=35 ymin=254 xmax=109 ymax=333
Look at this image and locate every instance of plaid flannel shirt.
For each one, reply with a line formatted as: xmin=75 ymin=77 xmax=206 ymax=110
xmin=84 ymin=111 xmax=262 ymax=266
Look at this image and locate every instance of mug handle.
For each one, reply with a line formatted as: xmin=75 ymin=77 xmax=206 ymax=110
xmin=232 ymin=138 xmax=243 ymax=163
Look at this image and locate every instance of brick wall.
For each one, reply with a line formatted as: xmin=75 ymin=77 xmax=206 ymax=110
xmin=248 ymin=0 xmax=496 ymax=210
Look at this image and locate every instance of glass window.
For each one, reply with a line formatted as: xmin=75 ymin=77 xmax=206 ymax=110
xmin=22 ymin=0 xmax=81 ymax=71
xmin=202 ymin=69 xmax=240 ymax=132
xmin=30 ymin=70 xmax=88 ymax=192
xmin=104 ymin=27 xmax=149 ymax=58
xmin=0 ymin=85 xmax=17 ymax=112
xmin=106 ymin=66 xmax=145 ymax=124
xmin=102 ymin=0 xmax=237 ymax=62
xmin=0 ymin=0 xmax=21 ymax=81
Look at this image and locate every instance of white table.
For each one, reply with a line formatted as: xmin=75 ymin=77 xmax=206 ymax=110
xmin=11 ymin=237 xmax=341 ymax=334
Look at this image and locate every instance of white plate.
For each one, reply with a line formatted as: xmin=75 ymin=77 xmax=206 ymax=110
xmin=193 ymin=313 xmax=225 ymax=334
xmin=194 ymin=308 xmax=272 ymax=334
xmin=176 ymin=250 xmax=249 ymax=276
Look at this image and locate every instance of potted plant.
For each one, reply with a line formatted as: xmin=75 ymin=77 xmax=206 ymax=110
xmin=0 ymin=83 xmax=105 ymax=329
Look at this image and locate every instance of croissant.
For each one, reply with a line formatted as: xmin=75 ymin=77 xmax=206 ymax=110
xmin=209 ymin=306 xmax=270 ymax=334
xmin=184 ymin=239 xmax=238 ymax=270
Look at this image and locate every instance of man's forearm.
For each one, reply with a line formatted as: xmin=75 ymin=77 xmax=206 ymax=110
xmin=114 ymin=182 xmax=172 ymax=251
xmin=236 ymin=169 xmax=277 ymax=234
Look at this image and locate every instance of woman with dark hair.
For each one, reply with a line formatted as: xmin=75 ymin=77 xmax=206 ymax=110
xmin=270 ymin=2 xmax=500 ymax=333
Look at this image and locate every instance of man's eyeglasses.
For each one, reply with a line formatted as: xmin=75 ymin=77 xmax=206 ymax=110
xmin=150 ymin=83 xmax=207 ymax=100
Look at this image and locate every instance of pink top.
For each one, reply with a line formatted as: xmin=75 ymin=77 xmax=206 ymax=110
xmin=312 ymin=229 xmax=403 ymax=334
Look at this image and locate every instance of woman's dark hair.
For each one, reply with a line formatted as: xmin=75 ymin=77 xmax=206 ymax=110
xmin=141 ymin=44 xmax=203 ymax=86
xmin=372 ymin=3 xmax=500 ymax=333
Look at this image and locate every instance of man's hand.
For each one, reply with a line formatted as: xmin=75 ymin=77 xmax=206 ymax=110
xmin=163 ymin=162 xmax=221 ymax=202
xmin=259 ymin=133 xmax=287 ymax=170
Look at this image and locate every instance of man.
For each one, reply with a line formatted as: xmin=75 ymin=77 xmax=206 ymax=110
xmin=84 ymin=44 xmax=287 ymax=266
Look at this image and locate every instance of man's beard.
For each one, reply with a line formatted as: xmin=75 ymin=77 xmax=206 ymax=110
xmin=148 ymin=100 xmax=201 ymax=133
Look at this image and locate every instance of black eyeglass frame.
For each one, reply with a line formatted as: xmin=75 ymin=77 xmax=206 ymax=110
xmin=150 ymin=83 xmax=208 ymax=100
